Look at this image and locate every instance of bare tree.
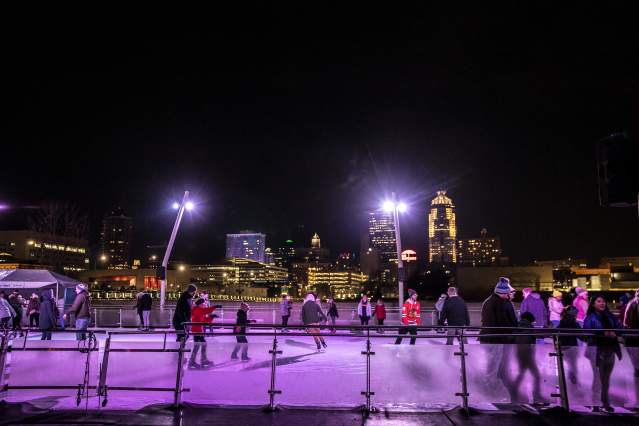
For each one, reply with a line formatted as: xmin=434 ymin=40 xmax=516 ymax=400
xmin=28 ymin=202 xmax=88 ymax=239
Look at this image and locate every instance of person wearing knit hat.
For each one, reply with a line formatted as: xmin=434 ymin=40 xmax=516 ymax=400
xmin=231 ymin=301 xmax=256 ymax=361
xmin=572 ymin=287 xmax=589 ymax=326
xmin=479 ymin=277 xmax=518 ymax=396
xmin=548 ymin=290 xmax=564 ymax=328
xmin=173 ymin=284 xmax=198 ymax=342
xmin=395 ymin=288 xmax=421 ymax=345
xmin=64 ymin=282 xmax=91 ymax=340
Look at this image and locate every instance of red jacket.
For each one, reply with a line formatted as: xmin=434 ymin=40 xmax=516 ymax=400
xmin=401 ymin=300 xmax=421 ymax=326
xmin=190 ymin=306 xmax=217 ymax=333
xmin=373 ymin=304 xmax=386 ymax=320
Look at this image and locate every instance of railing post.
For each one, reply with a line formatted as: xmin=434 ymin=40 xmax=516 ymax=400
xmin=266 ymin=329 xmax=282 ymax=411
xmin=94 ymin=308 xmax=98 ymax=327
xmin=118 ymin=308 xmax=123 ymax=328
xmin=550 ymin=334 xmax=570 ymax=411
xmin=454 ymin=328 xmax=470 ymax=415
xmin=0 ymin=330 xmax=10 ymax=394
xmin=98 ymin=333 xmax=111 ymax=407
xmin=173 ymin=337 xmax=187 ymax=408
xmin=361 ymin=326 xmax=376 ymax=412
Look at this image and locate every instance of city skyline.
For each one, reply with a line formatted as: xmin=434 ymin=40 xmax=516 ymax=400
xmin=3 ymin=8 xmax=638 ymax=267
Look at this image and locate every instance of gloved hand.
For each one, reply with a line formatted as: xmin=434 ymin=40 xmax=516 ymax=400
xmin=214 ymin=304 xmax=223 ymax=309
xmin=211 ymin=314 xmax=219 ymax=318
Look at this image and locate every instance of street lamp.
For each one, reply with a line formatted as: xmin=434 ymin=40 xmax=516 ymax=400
xmin=382 ymin=192 xmax=407 ymax=312
xmin=160 ymin=190 xmax=192 ymax=310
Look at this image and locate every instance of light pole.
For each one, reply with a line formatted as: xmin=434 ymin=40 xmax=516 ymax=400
xmin=382 ymin=192 xmax=407 ymax=312
xmin=159 ymin=190 xmax=193 ymax=310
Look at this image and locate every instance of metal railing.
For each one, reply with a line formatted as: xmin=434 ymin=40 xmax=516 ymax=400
xmin=1 ymin=325 xmax=638 ymax=414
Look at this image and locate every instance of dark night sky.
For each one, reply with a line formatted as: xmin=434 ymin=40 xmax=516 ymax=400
xmin=2 ymin=5 xmax=638 ymax=265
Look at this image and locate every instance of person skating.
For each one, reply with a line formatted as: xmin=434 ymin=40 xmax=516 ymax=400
xmin=557 ymin=305 xmax=581 ymax=385
xmin=63 ymin=283 xmax=91 ymax=341
xmin=520 ymin=287 xmax=548 ymax=328
xmin=39 ymin=289 xmax=58 ymax=340
xmin=441 ymin=287 xmax=470 ymax=345
xmin=572 ymin=287 xmax=589 ymax=327
xmin=357 ymin=295 xmax=372 ymax=326
xmin=395 ymin=289 xmax=421 ymax=345
xmin=513 ymin=312 xmax=544 ymax=404
xmin=231 ymin=302 xmax=256 ymax=361
xmin=188 ymin=298 xmax=219 ymax=369
xmin=326 ymin=298 xmax=339 ymax=333
xmin=0 ymin=291 xmax=16 ymax=330
xmin=138 ymin=289 xmax=153 ymax=331
xmin=27 ymin=293 xmax=40 ymax=328
xmin=280 ymin=294 xmax=292 ymax=332
xmin=301 ymin=292 xmax=327 ymax=351
xmin=373 ymin=299 xmax=386 ymax=333
xmin=134 ymin=291 xmax=144 ymax=329
xmin=583 ymin=295 xmax=622 ymax=413
xmin=173 ymin=284 xmax=197 ymax=342
xmin=548 ymin=290 xmax=564 ymax=328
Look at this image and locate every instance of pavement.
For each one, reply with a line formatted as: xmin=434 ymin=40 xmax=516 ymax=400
xmin=1 ymin=401 xmax=638 ymax=425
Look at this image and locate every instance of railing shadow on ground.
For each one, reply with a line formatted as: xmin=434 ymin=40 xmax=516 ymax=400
xmin=1 ymin=325 xmax=638 ymax=415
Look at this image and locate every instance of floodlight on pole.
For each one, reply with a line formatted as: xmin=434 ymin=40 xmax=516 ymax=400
xmin=381 ymin=193 xmax=406 ymax=311
xmin=160 ymin=190 xmax=190 ymax=310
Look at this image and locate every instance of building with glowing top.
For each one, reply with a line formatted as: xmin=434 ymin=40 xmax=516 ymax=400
xmin=428 ymin=190 xmax=457 ymax=264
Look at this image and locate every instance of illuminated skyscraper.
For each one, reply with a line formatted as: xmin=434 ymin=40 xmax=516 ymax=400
xmin=428 ymin=191 xmax=457 ymax=264
xmin=226 ymin=230 xmax=266 ymax=263
xmin=101 ymin=207 xmax=133 ymax=269
xmin=457 ymin=228 xmax=501 ymax=266
xmin=368 ymin=211 xmax=397 ymax=272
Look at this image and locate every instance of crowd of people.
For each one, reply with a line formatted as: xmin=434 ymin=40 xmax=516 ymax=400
xmin=478 ymin=277 xmax=639 ymax=413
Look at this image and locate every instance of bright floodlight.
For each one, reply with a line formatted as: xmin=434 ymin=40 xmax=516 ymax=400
xmin=185 ymin=201 xmax=194 ymax=211
xmin=172 ymin=202 xmax=180 ymax=210
xmin=382 ymin=200 xmax=395 ymax=212
xmin=397 ymin=202 xmax=408 ymax=213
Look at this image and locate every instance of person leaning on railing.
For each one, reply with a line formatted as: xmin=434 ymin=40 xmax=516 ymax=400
xmin=38 ymin=289 xmax=58 ymax=340
xmin=583 ymin=294 xmax=622 ymax=413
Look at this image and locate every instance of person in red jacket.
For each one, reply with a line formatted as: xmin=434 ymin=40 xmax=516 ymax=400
xmin=394 ymin=289 xmax=421 ymax=345
xmin=373 ymin=299 xmax=387 ymax=333
xmin=188 ymin=298 xmax=219 ymax=369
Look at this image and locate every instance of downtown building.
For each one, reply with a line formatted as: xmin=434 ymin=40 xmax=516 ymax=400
xmin=225 ymin=230 xmax=266 ymax=263
xmin=367 ymin=211 xmax=397 ymax=287
xmin=457 ymin=228 xmax=501 ymax=266
xmin=101 ymin=207 xmax=133 ymax=269
xmin=0 ymin=230 xmax=89 ymax=273
xmin=428 ymin=190 xmax=457 ymax=264
xmin=307 ymin=267 xmax=368 ymax=300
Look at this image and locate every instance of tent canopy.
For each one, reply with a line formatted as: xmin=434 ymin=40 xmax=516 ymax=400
xmin=0 ymin=269 xmax=81 ymax=289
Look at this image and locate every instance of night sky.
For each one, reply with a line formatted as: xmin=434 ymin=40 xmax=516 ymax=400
xmin=3 ymin=5 xmax=638 ymax=265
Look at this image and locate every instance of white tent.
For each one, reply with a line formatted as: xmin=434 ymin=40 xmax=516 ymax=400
xmin=0 ymin=269 xmax=82 ymax=301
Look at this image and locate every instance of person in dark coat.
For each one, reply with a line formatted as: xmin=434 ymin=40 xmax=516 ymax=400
xmin=231 ymin=302 xmax=256 ymax=361
xmin=63 ymin=284 xmax=91 ymax=341
xmin=38 ymin=289 xmax=58 ymax=340
xmin=301 ymin=293 xmax=327 ymax=351
xmin=138 ymin=290 xmax=153 ymax=331
xmin=479 ymin=277 xmax=518 ymax=400
xmin=27 ymin=293 xmax=40 ymax=328
xmin=8 ymin=291 xmax=24 ymax=336
xmin=441 ymin=287 xmax=470 ymax=345
xmin=557 ymin=305 xmax=581 ymax=385
xmin=513 ymin=312 xmax=544 ymax=403
xmin=173 ymin=284 xmax=197 ymax=342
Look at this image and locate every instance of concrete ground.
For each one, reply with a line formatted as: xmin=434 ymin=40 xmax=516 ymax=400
xmin=1 ymin=402 xmax=638 ymax=425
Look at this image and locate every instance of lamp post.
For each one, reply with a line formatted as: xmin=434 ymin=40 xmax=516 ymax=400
xmin=382 ymin=192 xmax=407 ymax=312
xmin=159 ymin=190 xmax=193 ymax=310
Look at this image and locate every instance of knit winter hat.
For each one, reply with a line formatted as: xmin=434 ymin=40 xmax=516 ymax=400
xmin=407 ymin=288 xmax=417 ymax=297
xmin=575 ymin=287 xmax=587 ymax=296
xmin=494 ymin=277 xmax=515 ymax=294
xmin=187 ymin=284 xmax=198 ymax=293
xmin=552 ymin=290 xmax=562 ymax=298
xmin=76 ymin=283 xmax=88 ymax=292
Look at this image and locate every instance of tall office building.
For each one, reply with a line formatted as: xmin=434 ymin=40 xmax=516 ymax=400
xmin=428 ymin=191 xmax=457 ymax=264
xmin=101 ymin=207 xmax=133 ymax=269
xmin=368 ymin=211 xmax=397 ymax=266
xmin=457 ymin=228 xmax=501 ymax=266
xmin=226 ymin=230 xmax=266 ymax=263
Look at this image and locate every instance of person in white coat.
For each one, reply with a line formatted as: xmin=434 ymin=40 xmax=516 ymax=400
xmin=357 ymin=295 xmax=372 ymax=325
